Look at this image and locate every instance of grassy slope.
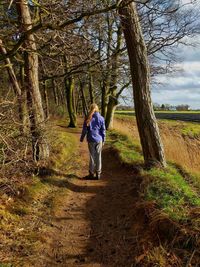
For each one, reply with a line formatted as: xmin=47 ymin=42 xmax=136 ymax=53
xmin=107 ymin=128 xmax=200 ymax=265
xmin=107 ymin=130 xmax=200 ymax=222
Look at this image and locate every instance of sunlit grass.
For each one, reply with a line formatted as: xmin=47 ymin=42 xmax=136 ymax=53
xmin=107 ymin=130 xmax=143 ymax=164
xmin=108 ymin=129 xmax=200 ymax=221
xmin=143 ymin=165 xmax=200 ymax=220
xmin=182 ymin=124 xmax=200 ymax=138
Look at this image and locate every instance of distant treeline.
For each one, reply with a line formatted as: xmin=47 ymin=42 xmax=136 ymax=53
xmin=116 ymin=104 xmax=199 ymax=111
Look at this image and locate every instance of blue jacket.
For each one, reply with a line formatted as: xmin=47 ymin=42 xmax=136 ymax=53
xmin=80 ymin=112 xmax=106 ymax=143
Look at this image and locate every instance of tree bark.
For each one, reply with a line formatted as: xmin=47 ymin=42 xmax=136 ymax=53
xmin=101 ymin=81 xmax=108 ymax=118
xmin=105 ymin=24 xmax=122 ymax=129
xmin=65 ymin=76 xmax=77 ymax=127
xmin=0 ymin=38 xmax=28 ymax=133
xmin=80 ymin=80 xmax=88 ymax=117
xmin=0 ymin=39 xmax=21 ymax=96
xmin=88 ymin=71 xmax=94 ymax=104
xmin=52 ymin=78 xmax=59 ymax=106
xmin=119 ymin=1 xmax=166 ymax=167
xmin=63 ymin=56 xmax=77 ymax=127
xmin=16 ymin=0 xmax=49 ymax=161
xmin=99 ymin=15 xmax=113 ymax=119
xmin=105 ymin=96 xmax=118 ymax=129
xmin=19 ymin=64 xmax=29 ymax=133
xmin=43 ymin=80 xmax=49 ymax=119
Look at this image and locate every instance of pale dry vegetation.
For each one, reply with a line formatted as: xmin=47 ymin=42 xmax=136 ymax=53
xmin=114 ymin=116 xmax=200 ymax=174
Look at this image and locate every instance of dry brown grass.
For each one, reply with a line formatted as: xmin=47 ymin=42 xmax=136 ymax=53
xmin=114 ymin=116 xmax=200 ymax=174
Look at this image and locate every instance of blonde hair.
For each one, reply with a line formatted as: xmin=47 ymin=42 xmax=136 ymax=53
xmin=86 ymin=103 xmax=99 ymax=126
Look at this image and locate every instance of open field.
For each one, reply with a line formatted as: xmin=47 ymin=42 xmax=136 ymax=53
xmin=114 ymin=115 xmax=200 ymax=174
xmin=116 ymin=110 xmax=200 ymax=123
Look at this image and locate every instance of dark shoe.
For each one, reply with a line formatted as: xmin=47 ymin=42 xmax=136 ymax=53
xmin=82 ymin=175 xmax=92 ymax=180
xmin=89 ymin=171 xmax=95 ymax=179
xmin=96 ymin=172 xmax=101 ymax=180
xmin=82 ymin=172 xmax=94 ymax=180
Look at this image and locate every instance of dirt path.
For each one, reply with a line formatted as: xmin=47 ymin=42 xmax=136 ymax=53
xmin=37 ymin=126 xmax=148 ymax=267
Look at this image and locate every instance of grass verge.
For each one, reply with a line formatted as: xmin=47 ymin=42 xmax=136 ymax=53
xmin=107 ymin=130 xmax=143 ymax=165
xmin=143 ymin=166 xmax=200 ymax=221
xmin=107 ymin=129 xmax=200 ymax=221
xmin=108 ymin=128 xmax=200 ymax=265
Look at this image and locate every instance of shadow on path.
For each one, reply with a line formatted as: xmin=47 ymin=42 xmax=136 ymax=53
xmin=39 ymin=125 xmax=152 ymax=267
xmin=78 ymin=147 xmax=146 ymax=267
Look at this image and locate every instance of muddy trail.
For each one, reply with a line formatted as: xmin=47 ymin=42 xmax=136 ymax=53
xmin=32 ymin=126 xmax=152 ymax=267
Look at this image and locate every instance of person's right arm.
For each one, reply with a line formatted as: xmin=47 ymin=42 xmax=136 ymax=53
xmin=100 ymin=118 xmax=106 ymax=143
xmin=80 ymin=120 xmax=87 ymax=142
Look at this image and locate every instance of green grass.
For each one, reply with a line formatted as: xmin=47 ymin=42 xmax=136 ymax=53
xmin=47 ymin=119 xmax=78 ymax=171
xmin=181 ymin=123 xmax=200 ymax=138
xmin=108 ymin=129 xmax=200 ymax=221
xmin=107 ymin=130 xmax=143 ymax=165
xmin=143 ymin=166 xmax=200 ymax=221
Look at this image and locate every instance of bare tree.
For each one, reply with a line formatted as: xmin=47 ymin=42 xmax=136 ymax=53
xmin=119 ymin=0 xmax=166 ymax=167
xmin=16 ymin=0 xmax=49 ymax=161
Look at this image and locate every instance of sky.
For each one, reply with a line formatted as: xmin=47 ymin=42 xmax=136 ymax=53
xmin=122 ymin=42 xmax=200 ymax=110
xmin=121 ymin=0 xmax=200 ymax=110
xmin=152 ymin=0 xmax=200 ymax=110
xmin=152 ymin=43 xmax=200 ymax=109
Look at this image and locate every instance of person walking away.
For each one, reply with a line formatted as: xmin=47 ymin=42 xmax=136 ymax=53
xmin=80 ymin=103 xmax=106 ymax=180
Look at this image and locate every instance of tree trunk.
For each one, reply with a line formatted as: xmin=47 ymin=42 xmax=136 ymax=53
xmin=0 ymin=38 xmax=29 ymax=134
xmin=65 ymin=75 xmax=77 ymax=127
xmin=99 ymin=14 xmax=113 ymax=119
xmin=16 ymin=0 xmax=49 ymax=161
xmin=80 ymin=80 xmax=88 ymax=116
xmin=63 ymin=56 xmax=77 ymax=127
xmin=52 ymin=78 xmax=59 ymax=106
xmin=105 ymin=96 xmax=118 ymax=129
xmin=101 ymin=81 xmax=107 ymax=118
xmin=76 ymin=89 xmax=80 ymax=114
xmin=105 ymin=24 xmax=122 ymax=129
xmin=0 ymin=39 xmax=21 ymax=96
xmin=119 ymin=1 xmax=166 ymax=167
xmin=19 ymin=64 xmax=29 ymax=133
xmin=88 ymin=72 xmax=94 ymax=104
xmin=43 ymin=80 xmax=49 ymax=119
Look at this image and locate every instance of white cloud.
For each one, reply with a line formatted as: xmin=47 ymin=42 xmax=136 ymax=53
xmin=152 ymin=44 xmax=200 ymax=109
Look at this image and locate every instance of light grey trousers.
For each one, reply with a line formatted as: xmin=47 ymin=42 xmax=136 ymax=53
xmin=88 ymin=142 xmax=103 ymax=174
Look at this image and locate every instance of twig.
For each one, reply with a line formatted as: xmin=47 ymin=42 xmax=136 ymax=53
xmin=186 ymin=249 xmax=196 ymax=267
xmin=8 ymin=0 xmax=14 ymax=10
